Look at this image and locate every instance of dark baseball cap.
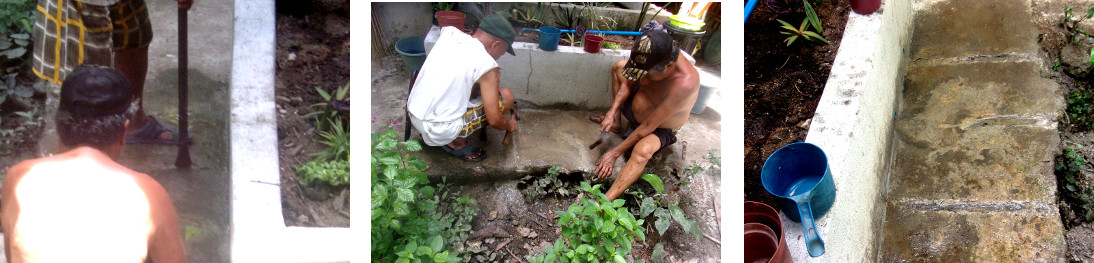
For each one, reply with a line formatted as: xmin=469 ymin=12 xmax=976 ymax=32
xmin=478 ymin=13 xmax=516 ymax=55
xmin=622 ymin=29 xmax=677 ymax=81
xmin=59 ymin=65 xmax=133 ymax=118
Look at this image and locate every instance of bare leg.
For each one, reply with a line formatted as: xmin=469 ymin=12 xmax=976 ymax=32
xmin=115 ymin=46 xmax=172 ymax=141
xmin=605 ymin=60 xmax=629 ymax=131
xmin=605 ymin=134 xmax=662 ymax=200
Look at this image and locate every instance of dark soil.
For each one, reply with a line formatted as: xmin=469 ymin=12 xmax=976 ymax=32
xmin=274 ymin=0 xmax=350 ymax=227
xmin=744 ymin=1 xmax=851 ymax=208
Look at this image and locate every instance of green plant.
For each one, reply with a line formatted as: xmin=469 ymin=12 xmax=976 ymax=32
xmin=775 ymin=1 xmax=828 ymax=46
xmin=512 ymin=2 xmax=547 ymax=28
xmin=0 ymin=0 xmax=34 ymax=76
xmin=372 ymin=129 xmax=477 ymax=262
xmin=1057 ymin=143 xmax=1093 ymax=221
xmin=1066 ymin=89 xmax=1094 ymax=131
xmin=302 ymin=82 xmax=350 ymax=131
xmin=601 ymin=40 xmax=621 ymax=50
xmin=628 ymin=174 xmax=703 ymax=243
xmin=527 ymin=182 xmax=645 ymax=263
xmin=313 ymin=118 xmax=350 ymax=162
xmin=297 ymin=159 xmax=349 ymax=187
xmin=553 ymin=3 xmax=587 ymax=46
xmin=432 ymin=2 xmax=455 ymax=11
xmin=0 ymin=73 xmax=33 ymax=110
xmin=682 ymin=149 xmax=721 ymax=186
xmin=1061 ymin=6 xmax=1094 ymax=44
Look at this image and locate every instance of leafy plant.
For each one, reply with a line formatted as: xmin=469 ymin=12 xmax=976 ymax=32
xmin=0 ymin=73 xmax=33 ymax=109
xmin=314 ymin=118 xmax=350 ymax=162
xmin=1065 ymin=89 xmax=1094 ymax=131
xmin=302 ymin=82 xmax=350 ymax=132
xmin=0 ymin=0 xmax=34 ymax=76
xmin=682 ymin=149 xmax=721 ymax=186
xmin=1057 ymin=143 xmax=1093 ymax=222
xmin=601 ymin=40 xmax=621 ymax=50
xmin=527 ymin=182 xmax=645 ymax=263
xmin=372 ymin=129 xmax=477 ymax=262
xmin=512 ymin=2 xmax=548 ymax=28
xmin=1061 ymin=6 xmax=1094 ymax=44
xmin=553 ymin=3 xmax=587 ymax=46
xmin=775 ymin=0 xmax=828 ymax=46
xmin=629 ymin=174 xmax=703 ymax=243
xmin=522 ymin=165 xmax=577 ymax=199
xmin=297 ymin=159 xmax=349 ymax=187
xmin=432 ymin=2 xmax=455 ymax=11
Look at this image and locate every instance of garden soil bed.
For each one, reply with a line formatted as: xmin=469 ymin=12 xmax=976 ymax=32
xmin=448 ymin=168 xmax=720 ymax=262
xmin=744 ymin=1 xmax=851 ymax=208
xmin=275 ymin=0 xmax=350 ymax=227
xmin=515 ymin=31 xmax=636 ymax=51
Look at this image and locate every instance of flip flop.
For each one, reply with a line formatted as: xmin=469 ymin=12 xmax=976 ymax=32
xmin=588 ymin=114 xmax=622 ymax=134
xmin=442 ymin=144 xmax=486 ymax=162
xmin=126 ymin=117 xmax=192 ymax=146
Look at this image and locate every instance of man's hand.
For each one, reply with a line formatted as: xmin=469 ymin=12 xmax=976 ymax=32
xmin=506 ymin=117 xmax=518 ymax=132
xmin=595 ymin=149 xmax=623 ymax=179
xmin=178 ymin=0 xmax=194 ymax=10
xmin=599 ymin=111 xmax=617 ymax=133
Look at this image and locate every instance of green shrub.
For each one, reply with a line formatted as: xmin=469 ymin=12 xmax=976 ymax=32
xmin=314 ymin=118 xmax=349 ymax=162
xmin=627 ymin=174 xmax=703 ymax=263
xmin=297 ymin=159 xmax=349 ymax=187
xmin=1065 ymin=89 xmax=1093 ymax=131
xmin=372 ymin=129 xmax=477 ymax=262
xmin=1057 ymin=143 xmax=1093 ymax=222
xmin=528 ymin=182 xmax=645 ymax=263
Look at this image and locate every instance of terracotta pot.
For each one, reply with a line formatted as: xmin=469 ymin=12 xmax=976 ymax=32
xmin=849 ymin=0 xmax=881 ymax=15
xmin=435 ymin=11 xmax=466 ymax=31
xmin=745 ymin=201 xmax=792 ymax=263
xmin=582 ymin=34 xmax=619 ymax=53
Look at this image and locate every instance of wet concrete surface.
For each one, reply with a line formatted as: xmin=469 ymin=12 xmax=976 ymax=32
xmin=909 ymin=0 xmax=1039 ymax=60
xmin=881 ymin=0 xmax=1066 ymax=260
xmin=6 ymin=0 xmax=235 ymax=262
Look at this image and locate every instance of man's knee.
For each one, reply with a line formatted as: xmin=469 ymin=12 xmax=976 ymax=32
xmin=629 ymin=136 xmax=661 ymax=163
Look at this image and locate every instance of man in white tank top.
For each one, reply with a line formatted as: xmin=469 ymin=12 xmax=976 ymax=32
xmin=1 ymin=65 xmax=187 ymax=262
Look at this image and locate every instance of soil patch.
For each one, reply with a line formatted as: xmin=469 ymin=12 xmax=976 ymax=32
xmin=275 ymin=0 xmax=350 ymax=227
xmin=744 ymin=1 xmax=851 ymax=208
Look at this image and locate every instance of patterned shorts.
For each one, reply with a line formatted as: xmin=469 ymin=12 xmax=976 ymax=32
xmin=457 ymin=99 xmax=505 ymax=138
xmin=32 ymin=0 xmax=153 ymax=85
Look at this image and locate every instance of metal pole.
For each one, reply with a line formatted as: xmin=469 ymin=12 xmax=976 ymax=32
xmin=175 ymin=8 xmax=191 ymax=168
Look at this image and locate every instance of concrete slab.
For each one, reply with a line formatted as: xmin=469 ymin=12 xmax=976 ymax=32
xmin=879 ymin=202 xmax=1065 ymax=262
xmin=889 ymin=123 xmax=1058 ymax=202
xmin=900 ymin=62 xmax=1061 ymax=125
xmin=909 ymin=0 xmax=1039 ymax=60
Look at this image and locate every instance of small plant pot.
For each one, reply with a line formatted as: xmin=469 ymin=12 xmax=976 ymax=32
xmin=582 ymin=34 xmax=619 ymax=54
xmin=849 ymin=0 xmax=881 ymax=15
xmin=435 ymin=11 xmax=466 ymax=31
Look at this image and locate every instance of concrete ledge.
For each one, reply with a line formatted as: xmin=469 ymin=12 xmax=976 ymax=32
xmin=787 ymin=0 xmax=913 ymax=261
xmin=498 ymin=43 xmax=630 ymax=110
xmin=230 ymin=0 xmax=349 ymax=261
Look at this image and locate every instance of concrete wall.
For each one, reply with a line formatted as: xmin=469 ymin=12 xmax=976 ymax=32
xmin=372 ymin=2 xmax=434 ymax=51
xmin=788 ymin=0 xmax=914 ymax=261
xmin=497 ymin=43 xmax=630 ymax=110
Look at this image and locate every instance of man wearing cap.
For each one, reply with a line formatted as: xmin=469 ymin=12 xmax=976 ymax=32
xmin=591 ymin=27 xmax=701 ymax=201
xmin=2 ymin=65 xmax=188 ymax=262
xmin=407 ymin=13 xmax=519 ymax=161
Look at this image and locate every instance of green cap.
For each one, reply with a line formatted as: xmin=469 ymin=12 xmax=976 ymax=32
xmin=478 ymin=13 xmax=516 ymax=55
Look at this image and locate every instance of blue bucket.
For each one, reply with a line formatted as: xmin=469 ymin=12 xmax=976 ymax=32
xmin=519 ymin=26 xmax=561 ymax=51
xmin=395 ymin=36 xmax=427 ymax=74
xmin=761 ymin=142 xmax=835 ymax=257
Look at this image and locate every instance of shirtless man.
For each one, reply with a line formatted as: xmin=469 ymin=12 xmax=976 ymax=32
xmin=592 ymin=27 xmax=701 ymax=201
xmin=1 ymin=65 xmax=187 ymax=262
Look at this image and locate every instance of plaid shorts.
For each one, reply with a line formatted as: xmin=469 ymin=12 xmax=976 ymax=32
xmin=32 ymin=0 xmax=153 ymax=85
xmin=457 ymin=99 xmax=505 ymax=138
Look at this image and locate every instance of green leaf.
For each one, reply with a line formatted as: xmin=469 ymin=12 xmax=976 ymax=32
xmin=639 ymin=174 xmax=664 ymax=194
xmin=785 ymin=35 xmax=799 ymax=46
xmin=1088 ymin=45 xmax=1093 ymax=68
xmin=433 ymin=251 xmax=451 ymax=262
xmin=393 ymin=201 xmax=410 ymax=216
xmin=640 ymin=198 xmax=655 ymax=218
xmin=803 ymin=0 xmax=823 ymax=33
xmin=403 ymin=139 xmax=423 ymax=151
xmin=654 ymin=209 xmax=671 ymax=235
xmin=396 ymin=188 xmax=415 ymax=202
xmin=428 ymin=235 xmax=444 ymax=252
xmin=10 ymin=33 xmax=29 ymax=40
xmin=776 ymin=19 xmax=796 ymax=31
xmin=415 ymin=246 xmax=433 ymax=257
xmin=802 ymin=31 xmax=830 ymax=44
xmin=651 ymin=243 xmax=666 ymax=263
xmin=614 ymin=254 xmax=626 ymax=263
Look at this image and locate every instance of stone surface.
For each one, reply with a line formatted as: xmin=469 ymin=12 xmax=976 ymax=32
xmin=889 ymin=123 xmax=1058 ymax=201
xmin=909 ymin=0 xmax=1039 ymax=60
xmin=880 ymin=202 xmax=1066 ymax=262
xmin=900 ymin=62 xmax=1061 ymax=125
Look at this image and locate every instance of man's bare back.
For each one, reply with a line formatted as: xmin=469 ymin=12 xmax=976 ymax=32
xmin=1 ymin=147 xmax=186 ymax=262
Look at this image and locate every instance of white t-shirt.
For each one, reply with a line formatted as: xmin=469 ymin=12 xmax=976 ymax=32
xmin=407 ymin=27 xmax=499 ymax=146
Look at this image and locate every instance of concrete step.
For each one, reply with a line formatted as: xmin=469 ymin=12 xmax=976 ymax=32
xmin=909 ymin=0 xmax=1038 ymax=60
